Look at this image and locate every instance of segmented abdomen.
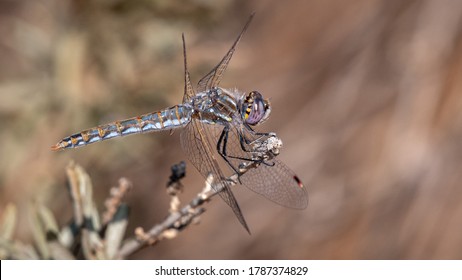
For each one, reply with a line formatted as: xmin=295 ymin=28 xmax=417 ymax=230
xmin=51 ymin=105 xmax=192 ymax=151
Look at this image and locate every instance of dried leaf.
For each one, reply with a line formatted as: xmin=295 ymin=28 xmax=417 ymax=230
xmin=37 ymin=204 xmax=59 ymax=235
xmin=48 ymin=241 xmax=75 ymax=260
xmin=105 ymin=204 xmax=129 ymax=259
xmin=29 ymin=206 xmax=49 ymax=259
xmin=0 ymin=203 xmax=17 ymax=240
xmin=7 ymin=241 xmax=40 ymax=260
xmin=66 ymin=161 xmax=83 ymax=226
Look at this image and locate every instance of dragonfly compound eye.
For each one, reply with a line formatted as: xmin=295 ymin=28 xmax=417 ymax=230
xmin=243 ymin=91 xmax=271 ymax=125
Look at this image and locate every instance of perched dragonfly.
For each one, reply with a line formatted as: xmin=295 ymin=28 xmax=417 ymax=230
xmin=52 ymin=14 xmax=308 ymax=233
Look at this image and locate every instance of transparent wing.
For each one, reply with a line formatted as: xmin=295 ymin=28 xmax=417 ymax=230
xmin=181 ymin=26 xmax=251 ymax=233
xmin=182 ymin=33 xmax=195 ymax=103
xmin=222 ymin=124 xmax=308 ymax=209
xmin=197 ymin=13 xmax=255 ymax=92
xmin=180 ymin=119 xmax=250 ymax=233
xmin=240 ymin=158 xmax=308 ymax=209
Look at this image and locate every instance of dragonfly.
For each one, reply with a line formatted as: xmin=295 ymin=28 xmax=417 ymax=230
xmin=52 ymin=14 xmax=308 ymax=233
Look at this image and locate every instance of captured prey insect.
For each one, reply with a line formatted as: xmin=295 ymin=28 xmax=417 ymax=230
xmin=52 ymin=14 xmax=308 ymax=233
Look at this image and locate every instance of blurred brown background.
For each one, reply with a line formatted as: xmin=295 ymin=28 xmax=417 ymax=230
xmin=1 ymin=0 xmax=462 ymax=259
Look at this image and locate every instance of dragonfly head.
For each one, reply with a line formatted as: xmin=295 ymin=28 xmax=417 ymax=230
xmin=240 ymin=91 xmax=271 ymax=126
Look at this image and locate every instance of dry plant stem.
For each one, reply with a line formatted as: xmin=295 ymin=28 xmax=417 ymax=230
xmin=117 ymin=174 xmax=220 ymax=259
xmin=117 ymin=166 xmax=260 ymax=259
xmin=66 ymin=161 xmax=84 ymax=226
xmin=117 ymin=135 xmax=280 ymax=259
xmin=102 ymin=178 xmax=132 ymax=225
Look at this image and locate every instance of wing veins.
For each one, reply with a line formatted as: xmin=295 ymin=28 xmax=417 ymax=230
xmin=197 ymin=13 xmax=255 ymax=91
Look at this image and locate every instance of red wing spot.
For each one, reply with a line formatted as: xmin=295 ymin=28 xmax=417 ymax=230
xmin=293 ymin=175 xmax=304 ymax=188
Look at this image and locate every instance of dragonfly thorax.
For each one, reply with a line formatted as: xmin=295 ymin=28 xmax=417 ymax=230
xmin=192 ymin=87 xmax=238 ymax=125
xmin=239 ymin=90 xmax=271 ymax=126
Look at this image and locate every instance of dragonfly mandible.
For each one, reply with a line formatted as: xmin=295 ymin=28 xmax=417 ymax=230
xmin=52 ymin=14 xmax=308 ymax=233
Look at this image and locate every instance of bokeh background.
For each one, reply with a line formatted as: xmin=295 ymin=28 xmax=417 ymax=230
xmin=2 ymin=0 xmax=462 ymax=259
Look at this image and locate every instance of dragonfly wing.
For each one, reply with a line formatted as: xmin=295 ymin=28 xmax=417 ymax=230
xmin=182 ymin=33 xmax=195 ymax=103
xmin=180 ymin=119 xmax=250 ymax=233
xmin=239 ymin=158 xmax=308 ymax=209
xmin=197 ymin=13 xmax=255 ymax=92
xmin=221 ymin=125 xmax=308 ymax=209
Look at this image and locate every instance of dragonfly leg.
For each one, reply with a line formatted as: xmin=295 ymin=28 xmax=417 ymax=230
xmin=216 ymin=127 xmax=262 ymax=182
xmin=240 ymin=124 xmax=275 ymax=149
xmin=217 ymin=127 xmax=261 ymax=163
xmin=238 ymin=131 xmax=268 ymax=153
xmin=238 ymin=129 xmax=276 ymax=167
xmin=216 ymin=127 xmax=241 ymax=175
xmin=239 ymin=133 xmax=252 ymax=152
xmin=244 ymin=123 xmax=272 ymax=136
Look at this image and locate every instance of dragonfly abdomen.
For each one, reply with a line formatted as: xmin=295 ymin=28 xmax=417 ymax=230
xmin=140 ymin=104 xmax=192 ymax=132
xmin=51 ymin=105 xmax=192 ymax=151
